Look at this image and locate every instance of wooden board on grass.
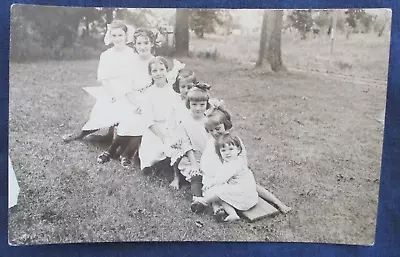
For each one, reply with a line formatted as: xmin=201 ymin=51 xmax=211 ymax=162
xmin=242 ymin=197 xmax=280 ymax=222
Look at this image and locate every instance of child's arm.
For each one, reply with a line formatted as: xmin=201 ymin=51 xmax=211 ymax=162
xmin=238 ymin=137 xmax=249 ymax=167
xmin=149 ymin=124 xmax=166 ymax=142
xmin=208 ymin=163 xmax=239 ymax=187
xmin=126 ymin=92 xmax=141 ymax=113
xmin=187 ymin=149 xmax=200 ymax=176
xmin=97 ymin=53 xmax=118 ymax=102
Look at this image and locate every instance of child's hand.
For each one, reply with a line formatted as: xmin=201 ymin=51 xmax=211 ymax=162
xmin=189 ymin=164 xmax=201 ymax=177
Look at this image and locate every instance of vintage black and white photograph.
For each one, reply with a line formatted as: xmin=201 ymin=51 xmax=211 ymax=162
xmin=8 ymin=5 xmax=390 ymax=245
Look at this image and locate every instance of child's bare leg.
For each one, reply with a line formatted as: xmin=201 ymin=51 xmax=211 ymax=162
xmin=169 ymin=160 xmax=181 ymax=190
xmin=220 ymin=201 xmax=240 ymax=222
xmin=63 ymin=129 xmax=99 ymax=143
xmin=87 ymin=126 xmax=115 ymax=143
xmin=256 ymin=184 xmax=291 ymax=213
xmin=199 ymin=193 xmax=220 ymax=205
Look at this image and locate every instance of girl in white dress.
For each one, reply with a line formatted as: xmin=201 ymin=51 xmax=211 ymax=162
xmin=96 ymin=29 xmax=185 ymax=166
xmin=197 ymin=133 xmax=258 ymax=222
xmin=138 ymin=56 xmax=183 ymax=173
xmin=96 ymin=28 xmax=156 ymax=165
xmin=63 ymin=21 xmax=136 ymax=143
xmin=169 ymin=83 xmax=211 ymax=213
xmin=198 ymin=101 xmax=291 ymax=222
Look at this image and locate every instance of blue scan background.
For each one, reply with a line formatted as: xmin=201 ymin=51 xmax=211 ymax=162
xmin=1 ymin=0 xmax=399 ymax=256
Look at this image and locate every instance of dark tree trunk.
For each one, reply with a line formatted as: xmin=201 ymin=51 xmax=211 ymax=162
xmin=85 ymin=17 xmax=90 ymax=36
xmin=267 ymin=10 xmax=286 ymax=72
xmin=255 ymin=10 xmax=268 ymax=67
xmin=105 ymin=8 xmax=113 ymax=25
xmin=378 ymin=20 xmax=387 ymax=37
xmin=174 ymin=9 xmax=190 ymax=56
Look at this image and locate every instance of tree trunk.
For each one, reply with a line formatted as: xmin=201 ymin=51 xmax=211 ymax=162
xmin=255 ymin=10 xmax=268 ymax=68
xmin=378 ymin=18 xmax=388 ymax=37
xmin=267 ymin=10 xmax=286 ymax=72
xmin=85 ymin=17 xmax=90 ymax=36
xmin=174 ymin=9 xmax=190 ymax=56
xmin=105 ymin=8 xmax=113 ymax=24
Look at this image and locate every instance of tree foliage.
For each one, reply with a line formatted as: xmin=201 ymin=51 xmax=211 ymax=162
xmin=287 ymin=10 xmax=313 ymax=39
xmin=188 ymin=9 xmax=230 ymax=38
xmin=10 ymin=6 xmax=160 ymax=61
xmin=345 ymin=9 xmax=375 ymax=32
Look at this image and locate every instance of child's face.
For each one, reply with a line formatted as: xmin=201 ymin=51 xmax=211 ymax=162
xmin=220 ymin=143 xmax=240 ymax=162
xmin=134 ymin=36 xmax=153 ymax=56
xmin=150 ymin=61 xmax=168 ymax=83
xmin=189 ymin=100 xmax=207 ymax=119
xmin=179 ymin=79 xmax=193 ymax=100
xmin=206 ymin=123 xmax=226 ymax=139
xmin=110 ymin=28 xmax=127 ymax=47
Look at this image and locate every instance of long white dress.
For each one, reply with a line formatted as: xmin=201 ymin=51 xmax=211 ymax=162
xmin=175 ymin=114 xmax=208 ymax=182
xmin=82 ymin=46 xmax=137 ymax=131
xmin=116 ymin=54 xmax=153 ymax=136
xmin=203 ymin=158 xmax=258 ymax=211
xmin=8 ymin=157 xmax=20 ymax=208
xmin=116 ymin=56 xmax=185 ymax=136
xmin=200 ymin=135 xmax=258 ymax=210
xmin=138 ymin=84 xmax=183 ymax=169
xmin=201 ymin=136 xmax=249 ymax=187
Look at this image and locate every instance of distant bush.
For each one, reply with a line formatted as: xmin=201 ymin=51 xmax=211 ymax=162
xmin=10 ymin=38 xmax=104 ymax=62
xmin=189 ymin=47 xmax=219 ymax=60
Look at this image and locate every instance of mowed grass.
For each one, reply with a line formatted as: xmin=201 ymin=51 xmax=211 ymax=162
xmin=190 ymin=32 xmax=391 ymax=81
xmin=8 ymin=57 xmax=385 ymax=245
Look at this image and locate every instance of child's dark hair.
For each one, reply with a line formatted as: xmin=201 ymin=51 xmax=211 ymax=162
xmin=204 ymin=103 xmax=233 ymax=132
xmin=185 ymin=82 xmax=211 ymax=109
xmin=214 ymin=133 xmax=243 ymax=162
xmin=132 ymin=28 xmax=157 ymax=54
xmin=172 ymin=69 xmax=197 ymax=94
xmin=133 ymin=28 xmax=156 ymax=45
xmin=109 ymin=20 xmax=128 ymax=33
xmin=148 ymin=56 xmax=169 ymax=75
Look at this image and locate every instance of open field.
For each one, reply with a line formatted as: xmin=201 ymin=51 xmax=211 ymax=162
xmin=190 ymin=32 xmax=390 ymax=81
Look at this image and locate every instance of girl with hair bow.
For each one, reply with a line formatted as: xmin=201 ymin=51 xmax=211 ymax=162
xmin=167 ymin=82 xmax=213 ymax=213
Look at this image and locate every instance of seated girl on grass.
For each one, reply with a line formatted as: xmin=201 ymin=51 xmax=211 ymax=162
xmin=63 ymin=21 xmax=135 ymax=143
xmin=96 ymin=29 xmax=184 ymax=168
xmin=195 ymin=133 xmax=259 ymax=222
xmin=198 ymin=100 xmax=291 ymax=222
xmin=169 ymin=83 xmax=211 ymax=213
xmin=138 ymin=56 xmax=184 ymax=174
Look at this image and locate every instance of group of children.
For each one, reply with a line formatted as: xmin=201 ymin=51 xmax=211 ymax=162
xmin=63 ymin=20 xmax=290 ymax=222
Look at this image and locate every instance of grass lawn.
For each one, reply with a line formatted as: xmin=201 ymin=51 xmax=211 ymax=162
xmin=8 ymin=57 xmax=385 ymax=244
